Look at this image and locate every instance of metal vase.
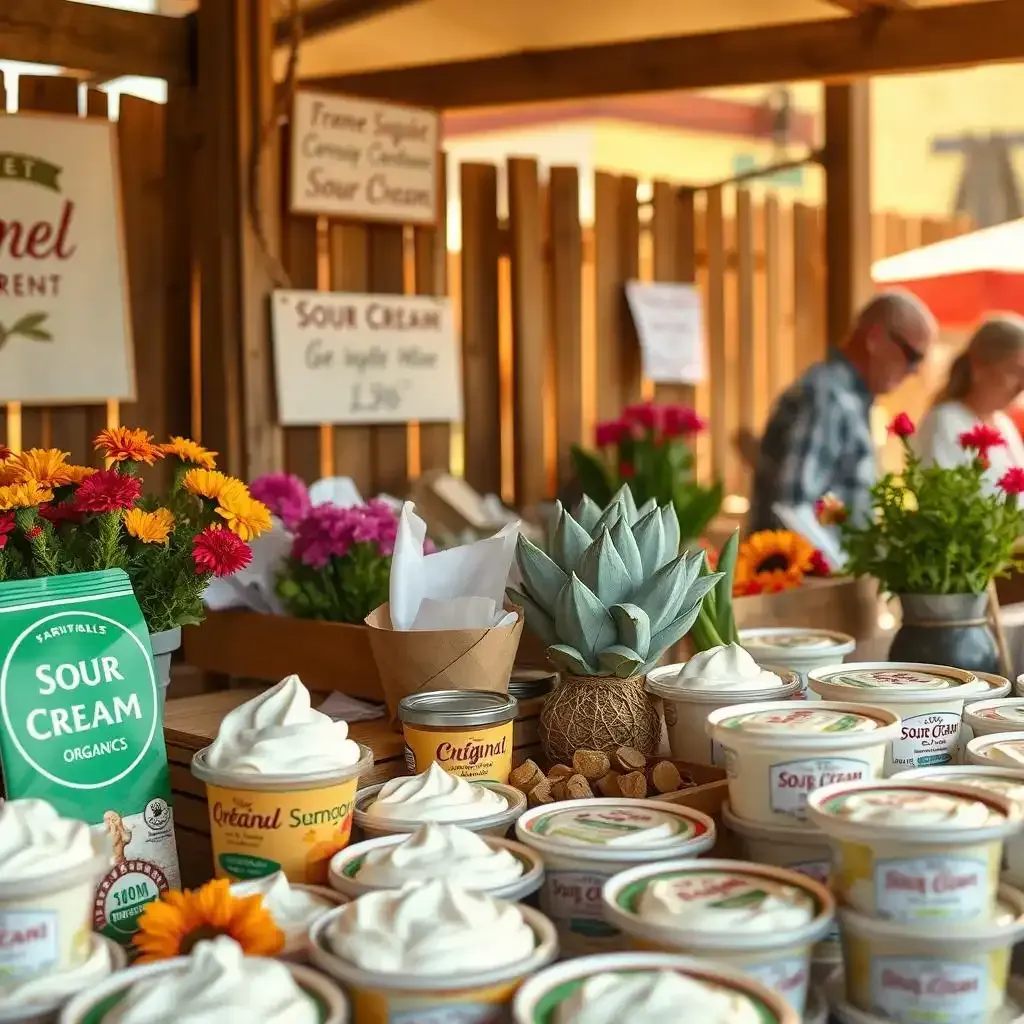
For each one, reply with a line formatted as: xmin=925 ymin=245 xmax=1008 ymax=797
xmin=889 ymin=593 xmax=999 ymax=675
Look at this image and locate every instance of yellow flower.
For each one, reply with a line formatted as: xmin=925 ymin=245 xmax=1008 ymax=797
xmin=0 ymin=480 xmax=54 ymax=510
xmin=132 ymin=879 xmax=283 ymax=964
xmin=216 ymin=488 xmax=272 ymax=542
xmin=64 ymin=465 xmax=98 ymax=485
xmin=94 ymin=426 xmax=164 ymax=465
xmin=124 ymin=507 xmax=174 ymax=545
xmin=8 ymin=448 xmax=73 ymax=487
xmin=0 ymin=462 xmax=22 ymax=486
xmin=733 ymin=530 xmax=816 ymax=595
xmin=161 ymin=436 xmax=217 ymax=470
xmin=182 ymin=469 xmax=236 ymax=502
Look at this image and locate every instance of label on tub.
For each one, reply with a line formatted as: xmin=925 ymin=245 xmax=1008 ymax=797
xmin=870 ymin=957 xmax=987 ymax=1021
xmin=790 ymin=859 xmax=840 ymax=943
xmin=541 ymin=868 xmax=618 ymax=938
xmin=874 ymin=855 xmax=988 ymax=921
xmin=889 ymin=712 xmax=962 ymax=769
xmin=769 ymin=757 xmax=872 ymax=820
xmin=743 ymin=955 xmax=809 ymax=1015
xmin=0 ymin=909 xmax=58 ymax=976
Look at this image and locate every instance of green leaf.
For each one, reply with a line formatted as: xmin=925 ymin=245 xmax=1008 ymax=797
xmin=576 ymin=528 xmax=632 ymax=606
xmin=20 ymin=328 xmax=52 ymax=342
xmin=591 ymin=497 xmax=625 ymax=538
xmin=575 ymin=494 xmax=602 ymax=534
xmin=597 ymin=644 xmax=644 ymax=678
xmin=515 ymin=534 xmax=567 ymax=615
xmin=570 ymin=445 xmax=614 ymax=508
xmin=547 ymin=644 xmax=599 ymax=676
xmin=644 ymin=602 xmax=707 ymax=670
xmin=631 ymin=507 xmax=666 ymax=577
xmin=636 ymin=497 xmax=658 ymax=520
xmin=609 ymin=484 xmax=639 ymax=524
xmin=11 ymin=312 xmax=48 ymax=333
xmin=610 ymin=603 xmax=651 ymax=660
xmin=609 ymin=515 xmax=643 ymax=587
xmin=714 ymin=530 xmax=740 ymax=644
xmin=507 ymin=586 xmax=558 ymax=646
xmin=550 ymin=503 xmax=593 ymax=575
xmin=630 ymin=557 xmax=689 ymax=633
xmin=554 ymin=573 xmax=616 ymax=664
xmin=660 ymin=504 xmax=681 ymax=562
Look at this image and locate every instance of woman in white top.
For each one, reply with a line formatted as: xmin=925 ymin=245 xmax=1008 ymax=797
xmin=914 ymin=315 xmax=1024 ymax=487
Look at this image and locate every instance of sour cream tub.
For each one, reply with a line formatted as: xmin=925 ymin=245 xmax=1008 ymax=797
xmin=511 ymin=951 xmax=801 ymax=1024
xmin=806 ymin=778 xmax=1022 ymax=925
xmin=807 ymin=662 xmax=987 ymax=773
xmin=515 ymin=798 xmax=715 ymax=957
xmin=896 ymin=764 xmax=1024 ymax=888
xmin=957 ymin=675 xmax=1013 ymax=760
xmin=601 ymin=858 xmax=835 ymax=1015
xmin=739 ymin=628 xmax=856 ymax=698
xmin=839 ymin=883 xmax=1024 ymax=1024
xmin=965 ymin=699 xmax=1024 ymax=743
xmin=707 ymin=701 xmax=901 ymax=826
xmin=328 ymin=831 xmax=544 ymax=901
xmin=968 ymin=731 xmax=1024 ymax=770
xmin=646 ymin=664 xmax=802 ymax=766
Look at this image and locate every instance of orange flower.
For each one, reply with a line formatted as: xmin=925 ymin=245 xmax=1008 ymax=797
xmin=8 ymin=448 xmax=74 ymax=488
xmin=64 ymin=465 xmax=97 ymax=485
xmin=182 ymin=469 xmax=237 ymax=502
xmin=161 ymin=436 xmax=217 ymax=470
xmin=133 ymin=879 xmax=284 ymax=963
xmin=124 ymin=507 xmax=174 ymax=544
xmin=94 ymin=426 xmax=164 ymax=465
xmin=216 ymin=488 xmax=272 ymax=542
xmin=733 ymin=530 xmax=815 ymax=596
xmin=0 ymin=480 xmax=54 ymax=511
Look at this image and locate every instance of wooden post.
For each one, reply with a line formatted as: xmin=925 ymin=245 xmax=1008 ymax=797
xmin=824 ymin=82 xmax=872 ymax=349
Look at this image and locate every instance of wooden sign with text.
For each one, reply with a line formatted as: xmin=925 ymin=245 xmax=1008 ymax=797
xmin=271 ymin=290 xmax=462 ymax=426
xmin=0 ymin=112 xmax=135 ymax=403
xmin=289 ymin=91 xmax=440 ymax=225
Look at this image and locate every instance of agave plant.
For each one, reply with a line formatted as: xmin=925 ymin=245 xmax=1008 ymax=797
xmin=508 ymin=486 xmax=724 ymax=678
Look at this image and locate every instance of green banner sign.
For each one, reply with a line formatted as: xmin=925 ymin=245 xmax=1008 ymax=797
xmin=0 ymin=152 xmax=62 ymax=192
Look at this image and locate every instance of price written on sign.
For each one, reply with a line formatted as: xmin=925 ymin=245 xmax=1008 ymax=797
xmin=625 ymin=280 xmax=706 ymax=384
xmin=290 ymin=91 xmax=440 ymax=224
xmin=270 ymin=290 xmax=462 ymax=426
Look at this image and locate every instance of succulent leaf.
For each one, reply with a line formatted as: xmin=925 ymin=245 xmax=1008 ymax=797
xmin=610 ymin=484 xmax=639 ymax=525
xmin=660 ymin=504 xmax=681 ymax=563
xmin=591 ymin=497 xmax=625 ymax=538
xmin=630 ymin=556 xmax=691 ymax=633
xmin=547 ymin=644 xmax=599 ymax=676
xmin=636 ymin=497 xmax=658 ymax=520
xmin=576 ymin=529 xmax=632 ymax=606
xmin=609 ymin=516 xmax=643 ymax=587
xmin=575 ymin=494 xmax=602 ymax=534
xmin=631 ymin=507 xmax=666 ymax=578
xmin=642 ymin=603 xmax=706 ymax=673
xmin=610 ymin=603 xmax=652 ymax=660
xmin=598 ymin=644 xmax=645 ymax=677
xmin=515 ymin=534 xmax=567 ymax=615
xmin=551 ymin=503 xmax=594 ymax=575
xmin=507 ymin=586 xmax=559 ymax=646
xmin=554 ymin=573 xmax=616 ymax=664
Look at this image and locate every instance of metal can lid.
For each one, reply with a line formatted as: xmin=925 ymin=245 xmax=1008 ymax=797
xmin=508 ymin=669 xmax=557 ymax=699
xmin=398 ymin=689 xmax=519 ymax=727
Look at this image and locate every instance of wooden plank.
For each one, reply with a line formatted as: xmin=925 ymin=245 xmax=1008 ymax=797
xmin=414 ymin=152 xmax=451 ymax=475
xmin=328 ymin=223 xmax=374 ymax=494
xmin=793 ymin=203 xmax=819 ymax=375
xmin=459 ymin=163 xmax=502 ymax=495
xmin=593 ymin=173 xmax=621 ymax=423
xmin=735 ymin=189 xmax=756 ymax=489
xmin=704 ymin=188 xmax=727 ymax=486
xmin=618 ymin=177 xmax=642 ymax=407
xmin=507 ymin=158 xmax=548 ymax=508
xmin=920 ymin=217 xmax=947 ymax=247
xmin=548 ymin=166 xmax=583 ymax=494
xmin=304 ymin=2 xmax=1024 ymax=108
xmin=824 ymin=83 xmax=872 ymax=348
xmin=884 ymin=211 xmax=909 ymax=257
xmin=274 ymin=0 xmax=423 ymax=45
xmin=0 ymin=0 xmax=193 ymax=86
xmin=763 ymin=195 xmax=783 ymax=404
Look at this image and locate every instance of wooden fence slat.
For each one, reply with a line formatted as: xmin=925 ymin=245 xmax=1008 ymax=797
xmin=507 ymin=158 xmax=548 ymax=507
xmin=549 ymin=166 xmax=583 ymax=496
xmin=459 ymin=163 xmax=502 ymax=495
xmin=920 ymin=217 xmax=947 ymax=247
xmin=328 ymin=223 xmax=374 ymax=496
xmin=593 ymin=173 xmax=621 ymax=423
xmin=414 ymin=153 xmax=450 ymax=475
xmin=368 ymin=224 xmax=408 ymax=497
xmin=705 ymin=188 xmax=727 ymax=486
xmin=793 ymin=202 xmax=818 ymax=375
xmin=618 ymin=176 xmax=642 ymax=407
xmin=763 ymin=195 xmax=784 ymax=406
xmin=736 ymin=188 xmax=756 ymax=492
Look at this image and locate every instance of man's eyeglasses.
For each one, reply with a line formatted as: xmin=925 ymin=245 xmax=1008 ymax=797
xmin=889 ymin=329 xmax=925 ymax=369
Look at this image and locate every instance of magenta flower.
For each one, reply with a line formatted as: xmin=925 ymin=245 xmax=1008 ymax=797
xmin=250 ymin=473 xmax=310 ymax=530
xmin=623 ymin=402 xmax=662 ymax=433
xmin=595 ymin=420 xmax=629 ymax=447
xmin=663 ymin=404 xmax=706 ymax=438
xmin=290 ymin=501 xmax=399 ymax=568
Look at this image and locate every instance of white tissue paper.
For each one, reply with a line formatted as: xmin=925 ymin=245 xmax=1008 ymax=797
xmin=389 ymin=501 xmax=520 ymax=631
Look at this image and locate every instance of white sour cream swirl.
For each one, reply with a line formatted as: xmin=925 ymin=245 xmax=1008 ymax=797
xmin=673 ymin=643 xmax=783 ymax=692
xmin=638 ymin=873 xmax=814 ymax=934
xmin=230 ymin=871 xmax=335 ymax=949
xmin=555 ymin=970 xmax=762 ymax=1024
xmin=204 ymin=674 xmax=361 ymax=775
xmin=0 ymin=798 xmax=106 ymax=881
xmin=2 ymin=935 xmax=114 ymax=1007
xmin=366 ymin=763 xmax=508 ymax=823
xmin=326 ymin=880 xmax=534 ymax=974
xmin=105 ymin=937 xmax=317 ymax=1024
xmin=356 ymin=824 xmax=524 ymax=889
xmin=828 ymin=789 xmax=997 ymax=828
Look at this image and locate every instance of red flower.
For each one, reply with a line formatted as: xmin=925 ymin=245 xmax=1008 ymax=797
xmin=733 ymin=578 xmax=765 ymax=597
xmin=623 ymin=402 xmax=662 ymax=433
xmin=997 ymin=467 xmax=1024 ymax=495
xmin=25 ymin=526 xmax=42 ymax=540
xmin=618 ymin=461 xmax=636 ymax=480
xmin=595 ymin=420 xmax=628 ymax=447
xmin=959 ymin=423 xmax=1006 ymax=455
xmin=814 ymin=494 xmax=848 ymax=526
xmin=193 ymin=526 xmax=252 ymax=577
xmin=38 ymin=502 xmax=82 ymax=527
xmin=887 ymin=412 xmax=915 ymax=438
xmin=663 ymin=405 xmax=706 ymax=438
xmin=0 ymin=513 xmax=13 ymax=550
xmin=808 ymin=550 xmax=831 ymax=577
xmin=72 ymin=470 xmax=142 ymax=513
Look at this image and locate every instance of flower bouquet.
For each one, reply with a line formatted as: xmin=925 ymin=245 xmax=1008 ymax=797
xmin=570 ymin=402 xmax=723 ymax=545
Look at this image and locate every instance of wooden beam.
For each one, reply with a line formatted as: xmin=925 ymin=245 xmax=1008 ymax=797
xmin=823 ymin=0 xmax=910 ymax=11
xmin=301 ymin=0 xmax=1021 ymax=108
xmin=273 ymin=0 xmax=424 ymax=46
xmin=0 ymin=0 xmax=193 ymax=85
xmin=824 ymin=82 xmax=873 ymax=348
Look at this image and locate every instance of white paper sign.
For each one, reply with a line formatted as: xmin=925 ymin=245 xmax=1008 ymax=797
xmin=625 ymin=280 xmax=705 ymax=384
xmin=271 ymin=289 xmax=462 ymax=426
xmin=0 ymin=113 xmax=134 ymax=403
xmin=290 ymin=91 xmax=440 ymax=225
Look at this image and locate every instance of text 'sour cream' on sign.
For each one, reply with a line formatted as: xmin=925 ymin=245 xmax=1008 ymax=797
xmin=290 ymin=91 xmax=439 ymax=224
xmin=271 ymin=289 xmax=461 ymax=426
xmin=0 ymin=113 xmax=134 ymax=403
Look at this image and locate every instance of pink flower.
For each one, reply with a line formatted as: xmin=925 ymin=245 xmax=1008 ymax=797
xmin=72 ymin=470 xmax=141 ymax=513
xmin=193 ymin=526 xmax=252 ymax=577
xmin=0 ymin=512 xmax=13 ymax=550
xmin=595 ymin=420 xmax=628 ymax=447
xmin=623 ymin=403 xmax=662 ymax=433
xmin=815 ymin=494 xmax=848 ymax=526
xmin=887 ymin=412 xmax=915 ymax=438
xmin=959 ymin=424 xmax=1006 ymax=456
xmin=998 ymin=467 xmax=1024 ymax=495
xmin=663 ymin=405 xmax=705 ymax=438
xmin=290 ymin=501 xmax=399 ymax=568
xmin=250 ymin=472 xmax=310 ymax=530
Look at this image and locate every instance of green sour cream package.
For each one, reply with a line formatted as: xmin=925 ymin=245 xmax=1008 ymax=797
xmin=0 ymin=569 xmax=181 ymax=946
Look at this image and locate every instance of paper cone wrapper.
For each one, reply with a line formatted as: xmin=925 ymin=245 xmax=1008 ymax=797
xmin=364 ymin=603 xmax=524 ymax=723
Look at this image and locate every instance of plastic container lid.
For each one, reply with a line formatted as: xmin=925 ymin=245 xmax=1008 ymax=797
xmin=398 ymin=689 xmax=518 ymax=728
xmin=647 ymin=663 xmax=803 ymax=704
xmin=739 ymin=627 xmax=856 ymax=657
xmin=707 ymin=701 xmax=900 ymax=750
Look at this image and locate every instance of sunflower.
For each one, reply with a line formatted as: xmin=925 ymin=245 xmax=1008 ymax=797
xmin=162 ymin=436 xmax=218 ymax=470
xmin=733 ymin=530 xmax=816 ymax=595
xmin=216 ymin=488 xmax=272 ymax=542
xmin=0 ymin=480 xmax=54 ymax=511
xmin=94 ymin=426 xmax=165 ymax=465
xmin=182 ymin=468 xmax=238 ymax=502
xmin=124 ymin=507 xmax=175 ymax=544
xmin=133 ymin=879 xmax=283 ymax=963
xmin=7 ymin=448 xmax=74 ymax=488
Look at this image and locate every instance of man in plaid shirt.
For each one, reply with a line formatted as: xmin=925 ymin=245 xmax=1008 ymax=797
xmin=750 ymin=291 xmax=937 ymax=531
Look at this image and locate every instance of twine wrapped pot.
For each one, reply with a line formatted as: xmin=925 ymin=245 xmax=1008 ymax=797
xmin=539 ymin=674 xmax=660 ymax=765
